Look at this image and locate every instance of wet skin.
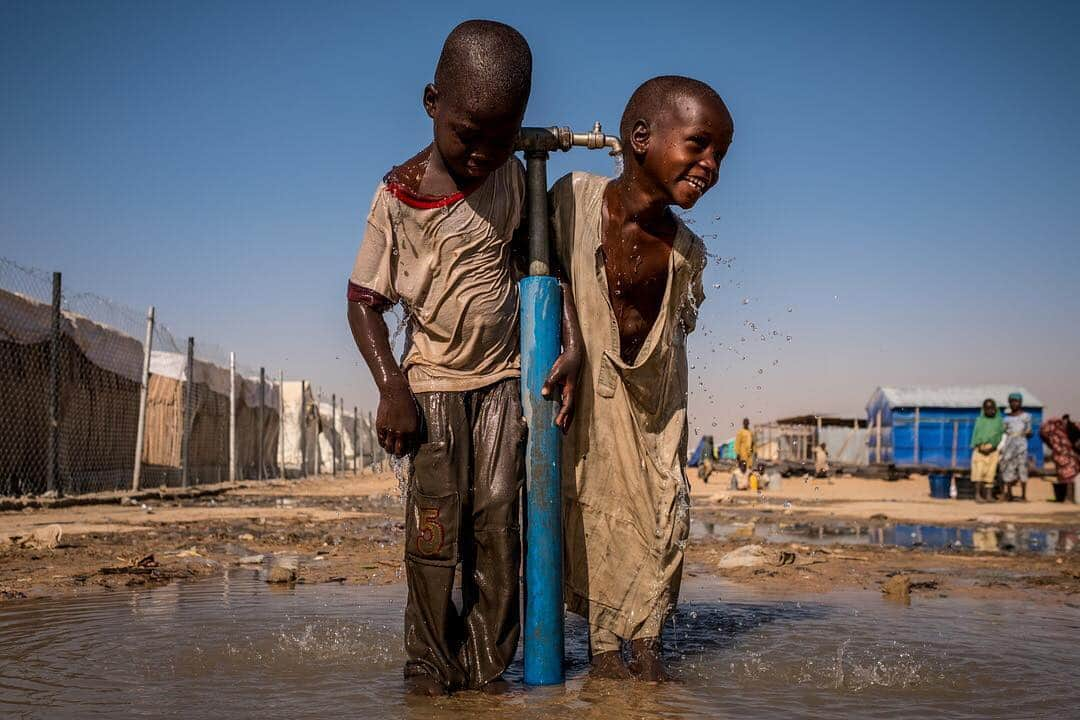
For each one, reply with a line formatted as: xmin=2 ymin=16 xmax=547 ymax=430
xmin=602 ymin=93 xmax=733 ymax=363
xmin=348 ymin=86 xmax=582 ymax=457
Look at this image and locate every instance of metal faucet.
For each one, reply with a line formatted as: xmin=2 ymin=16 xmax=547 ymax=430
xmin=516 ymin=122 xmax=622 ymax=156
xmin=515 ymin=123 xmax=622 ymax=276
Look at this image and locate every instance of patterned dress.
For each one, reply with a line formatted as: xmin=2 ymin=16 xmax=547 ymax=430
xmin=999 ymin=412 xmax=1031 ymax=484
xmin=1040 ymin=418 xmax=1080 ymax=483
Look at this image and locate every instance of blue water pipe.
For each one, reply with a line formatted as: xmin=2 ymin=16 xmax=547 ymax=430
xmin=519 ymin=274 xmax=564 ymax=685
xmin=516 ymin=126 xmax=621 ymax=686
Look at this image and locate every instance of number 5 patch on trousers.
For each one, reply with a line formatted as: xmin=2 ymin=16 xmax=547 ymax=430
xmin=405 ymin=488 xmax=459 ymax=566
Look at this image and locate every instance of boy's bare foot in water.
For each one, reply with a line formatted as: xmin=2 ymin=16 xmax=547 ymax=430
xmin=628 ymin=638 xmax=671 ymax=682
xmin=590 ymin=650 xmax=632 ymax=679
xmin=405 ymin=675 xmax=448 ymax=697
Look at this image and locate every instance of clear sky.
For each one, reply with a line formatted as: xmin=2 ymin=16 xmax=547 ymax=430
xmin=3 ymin=0 xmax=1078 ymax=439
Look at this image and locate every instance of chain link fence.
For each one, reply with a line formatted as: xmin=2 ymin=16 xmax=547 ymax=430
xmin=0 ymin=256 xmax=387 ymax=498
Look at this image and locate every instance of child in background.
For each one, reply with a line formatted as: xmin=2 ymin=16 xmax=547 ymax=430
xmin=551 ymin=75 xmax=733 ymax=680
xmin=971 ymin=398 xmax=1004 ymax=503
xmin=731 ymin=459 xmax=749 ymax=490
xmin=346 ymin=20 xmax=579 ymax=695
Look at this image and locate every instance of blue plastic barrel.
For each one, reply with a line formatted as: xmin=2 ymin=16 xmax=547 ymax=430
xmin=928 ymin=473 xmax=952 ymax=499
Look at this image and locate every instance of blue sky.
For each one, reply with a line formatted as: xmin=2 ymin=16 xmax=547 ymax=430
xmin=2 ymin=0 xmax=1078 ymax=437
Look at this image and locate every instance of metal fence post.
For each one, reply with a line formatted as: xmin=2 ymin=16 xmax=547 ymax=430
xmin=229 ymin=352 xmax=237 ymax=483
xmin=279 ymin=370 xmax=285 ymax=478
xmin=47 ymin=271 xmax=62 ymax=497
xmin=368 ymin=410 xmax=377 ymax=473
xmin=353 ymin=404 xmax=358 ymax=474
xmin=315 ymin=387 xmax=322 ymax=475
xmin=132 ymin=306 xmax=155 ymax=491
xmin=258 ymin=367 xmax=265 ymax=481
xmin=181 ymin=336 xmax=194 ymax=488
xmin=300 ymin=380 xmax=308 ymax=477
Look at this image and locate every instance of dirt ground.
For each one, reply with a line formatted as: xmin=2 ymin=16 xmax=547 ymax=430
xmin=1 ymin=470 xmax=1078 ymax=605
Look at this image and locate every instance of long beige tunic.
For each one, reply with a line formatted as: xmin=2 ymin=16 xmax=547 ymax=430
xmin=550 ymin=172 xmax=706 ymax=640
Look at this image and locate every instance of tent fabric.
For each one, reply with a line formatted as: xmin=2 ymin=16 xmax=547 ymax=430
xmin=865 ymin=385 xmax=1044 ymax=468
xmin=280 ymin=380 xmax=318 ymax=475
xmin=141 ymin=373 xmax=280 ymax=477
xmin=868 ymin=385 xmax=1043 ymax=413
xmin=0 ymin=333 xmax=140 ymax=495
xmin=1 ymin=287 xmax=143 ymax=383
xmin=149 ymin=351 xmax=279 ymax=409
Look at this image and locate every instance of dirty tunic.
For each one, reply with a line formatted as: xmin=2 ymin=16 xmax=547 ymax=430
xmin=550 ymin=172 xmax=706 ymax=642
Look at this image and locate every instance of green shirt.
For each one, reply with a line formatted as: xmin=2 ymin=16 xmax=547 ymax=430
xmin=971 ymin=413 xmax=1005 ymax=449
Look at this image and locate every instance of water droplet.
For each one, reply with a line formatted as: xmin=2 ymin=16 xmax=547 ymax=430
xmin=785 ymin=335 xmax=792 ymax=342
xmin=757 ymin=368 xmax=763 ymax=374
xmin=741 ymin=297 xmax=750 ymax=305
xmin=787 ymin=306 xmax=793 ymax=312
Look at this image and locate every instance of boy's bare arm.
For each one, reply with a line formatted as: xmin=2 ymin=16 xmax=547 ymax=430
xmin=347 ymin=301 xmax=419 ymax=456
xmin=513 ymin=209 xmax=582 ymax=433
xmin=542 ymin=274 xmax=583 ymax=433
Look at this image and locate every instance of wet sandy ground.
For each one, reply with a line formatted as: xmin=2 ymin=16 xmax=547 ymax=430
xmin=1 ymin=471 xmax=1078 ymax=604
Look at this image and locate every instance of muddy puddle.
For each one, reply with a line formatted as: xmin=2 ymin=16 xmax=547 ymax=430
xmin=1 ymin=571 xmax=1078 ymax=718
xmin=692 ymin=518 xmax=1080 ymax=555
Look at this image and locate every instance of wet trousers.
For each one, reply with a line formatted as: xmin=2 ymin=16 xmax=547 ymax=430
xmin=403 ymin=379 xmax=525 ymax=690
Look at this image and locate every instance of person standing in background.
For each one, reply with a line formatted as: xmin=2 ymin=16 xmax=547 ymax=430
xmin=1040 ymin=417 xmax=1079 ymax=503
xmin=814 ymin=443 xmax=829 ymax=478
xmin=1000 ymin=392 xmax=1033 ymax=502
xmin=970 ymin=398 xmax=1004 ymax=503
xmin=1063 ymin=414 xmax=1080 ymax=451
xmin=735 ymin=418 xmax=755 ymax=468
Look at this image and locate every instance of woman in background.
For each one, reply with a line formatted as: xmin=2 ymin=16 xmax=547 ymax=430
xmin=1040 ymin=417 xmax=1079 ymax=503
xmin=999 ymin=393 xmax=1033 ymax=502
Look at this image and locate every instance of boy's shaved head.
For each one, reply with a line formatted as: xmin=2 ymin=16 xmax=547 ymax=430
xmin=620 ymin=75 xmax=731 ymax=140
xmin=434 ymin=20 xmax=532 ymax=109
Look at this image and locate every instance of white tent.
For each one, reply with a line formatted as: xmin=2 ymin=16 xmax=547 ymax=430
xmin=280 ymin=380 xmax=318 ymax=477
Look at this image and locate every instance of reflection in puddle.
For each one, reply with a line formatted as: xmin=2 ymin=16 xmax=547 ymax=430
xmin=691 ymin=519 xmax=1080 ymax=554
xmin=0 ymin=572 xmax=1078 ymax=718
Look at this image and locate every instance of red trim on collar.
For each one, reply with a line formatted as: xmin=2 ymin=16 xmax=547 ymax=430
xmin=382 ymin=170 xmax=485 ymax=209
xmin=384 ymin=179 xmax=463 ymax=209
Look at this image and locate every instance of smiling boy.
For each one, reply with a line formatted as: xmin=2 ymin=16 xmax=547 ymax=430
xmin=550 ymin=75 xmax=733 ymax=681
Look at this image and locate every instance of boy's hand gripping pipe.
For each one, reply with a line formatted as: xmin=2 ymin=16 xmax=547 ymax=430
xmin=515 ymin=124 xmax=621 ymax=686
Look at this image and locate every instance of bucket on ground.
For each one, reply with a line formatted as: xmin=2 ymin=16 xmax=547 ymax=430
xmin=928 ymin=472 xmax=952 ymax=499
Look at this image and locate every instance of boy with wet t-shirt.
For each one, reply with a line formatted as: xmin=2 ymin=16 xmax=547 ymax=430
xmin=346 ymin=21 xmax=579 ymax=696
xmin=550 ymin=76 xmax=732 ymax=681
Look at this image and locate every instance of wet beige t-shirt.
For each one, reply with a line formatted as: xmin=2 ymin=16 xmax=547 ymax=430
xmin=350 ymin=158 xmax=524 ymax=393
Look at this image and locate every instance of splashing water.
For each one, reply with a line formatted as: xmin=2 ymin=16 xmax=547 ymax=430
xmin=612 ymin=153 xmax=624 ymax=177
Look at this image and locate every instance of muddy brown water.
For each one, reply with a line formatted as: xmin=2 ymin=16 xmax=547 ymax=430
xmin=1 ymin=570 xmax=1077 ymax=719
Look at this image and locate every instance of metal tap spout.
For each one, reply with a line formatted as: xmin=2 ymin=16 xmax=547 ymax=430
xmin=516 ymin=123 xmax=622 ymax=156
xmin=570 ymin=122 xmax=622 ymax=156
